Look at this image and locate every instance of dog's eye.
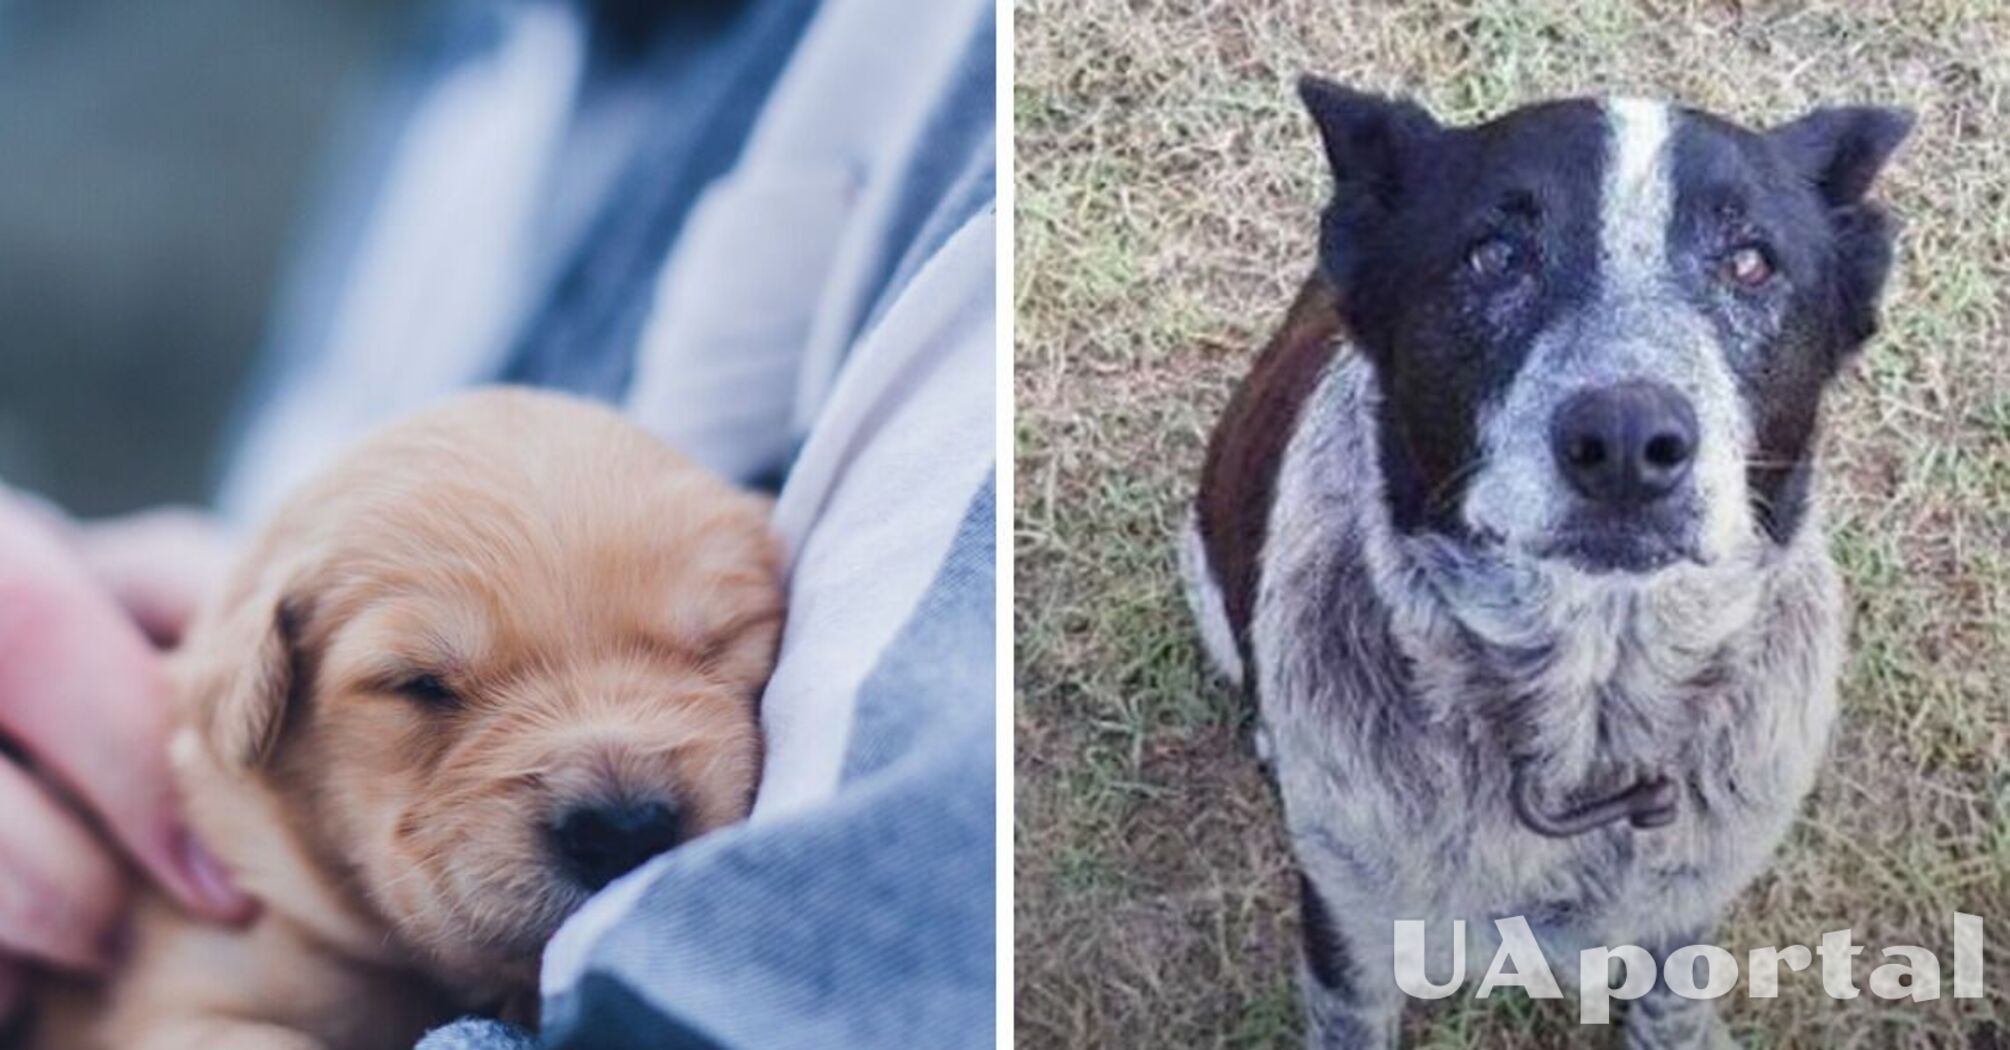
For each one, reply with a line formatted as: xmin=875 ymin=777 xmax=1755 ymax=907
xmin=394 ymin=673 xmax=459 ymax=708
xmin=1466 ymin=236 xmax=1521 ymax=280
xmin=1721 ymin=244 xmax=1774 ymax=288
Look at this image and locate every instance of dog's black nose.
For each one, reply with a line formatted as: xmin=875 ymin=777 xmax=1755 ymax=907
xmin=549 ymin=799 xmax=684 ymax=891
xmin=1550 ymin=381 xmax=1698 ymax=506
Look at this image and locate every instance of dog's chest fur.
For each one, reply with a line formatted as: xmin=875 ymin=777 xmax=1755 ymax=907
xmin=1190 ymin=352 xmax=1843 ymax=968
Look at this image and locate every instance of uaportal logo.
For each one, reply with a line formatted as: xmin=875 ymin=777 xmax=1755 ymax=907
xmin=1391 ymin=914 xmax=1986 ymax=1024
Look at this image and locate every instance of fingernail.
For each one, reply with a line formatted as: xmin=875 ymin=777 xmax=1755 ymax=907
xmin=171 ymin=827 xmax=251 ymax=922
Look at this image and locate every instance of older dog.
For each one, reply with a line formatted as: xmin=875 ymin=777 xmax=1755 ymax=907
xmin=34 ymin=388 xmax=781 ymax=1049
xmin=1183 ymin=82 xmax=1908 ymax=1047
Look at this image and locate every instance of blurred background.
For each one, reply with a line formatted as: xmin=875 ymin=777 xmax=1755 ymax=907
xmin=0 ymin=0 xmax=402 ymax=515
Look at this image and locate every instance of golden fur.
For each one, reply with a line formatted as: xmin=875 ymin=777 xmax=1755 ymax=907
xmin=30 ymin=389 xmax=781 ymax=1050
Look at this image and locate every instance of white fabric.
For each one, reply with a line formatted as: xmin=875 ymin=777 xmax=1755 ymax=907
xmin=782 ymin=0 xmax=991 ymax=424
xmin=222 ymin=3 xmax=584 ymax=521
xmin=618 ymin=0 xmax=998 ymax=815
xmin=621 ymin=0 xmax=986 ymax=480
xmin=622 ymin=167 xmax=859 ymax=482
xmin=751 ymin=211 xmax=994 ymax=819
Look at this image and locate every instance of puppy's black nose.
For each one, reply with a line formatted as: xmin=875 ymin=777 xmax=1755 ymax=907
xmin=1550 ymin=381 xmax=1698 ymax=506
xmin=549 ymin=799 xmax=684 ymax=891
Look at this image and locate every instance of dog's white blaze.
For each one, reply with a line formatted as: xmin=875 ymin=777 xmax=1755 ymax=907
xmin=1600 ymin=99 xmax=1754 ymax=563
xmin=1600 ymin=98 xmax=1675 ymax=286
xmin=1462 ymin=95 xmax=1757 ymax=572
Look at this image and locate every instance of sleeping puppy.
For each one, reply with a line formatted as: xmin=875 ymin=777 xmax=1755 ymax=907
xmin=1184 ymin=83 xmax=1908 ymax=1046
xmin=32 ymin=388 xmax=782 ymax=1049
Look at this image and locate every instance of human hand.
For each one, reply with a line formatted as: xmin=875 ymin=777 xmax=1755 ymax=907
xmin=0 ymin=495 xmax=251 ymax=1016
xmin=67 ymin=507 xmax=239 ymax=648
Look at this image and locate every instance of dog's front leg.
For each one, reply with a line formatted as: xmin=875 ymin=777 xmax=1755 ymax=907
xmin=1297 ymin=873 xmax=1402 ymax=1050
xmin=1620 ymin=931 xmax=1733 ymax=1050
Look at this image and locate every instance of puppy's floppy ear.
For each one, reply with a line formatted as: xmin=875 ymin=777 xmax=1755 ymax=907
xmin=179 ymin=565 xmax=311 ymax=769
xmin=1297 ymin=76 xmax=1442 ymax=208
xmin=1768 ymin=105 xmax=1914 ymax=207
xmin=1770 ymin=106 xmax=1913 ymax=350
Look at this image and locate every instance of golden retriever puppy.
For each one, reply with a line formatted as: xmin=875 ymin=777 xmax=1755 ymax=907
xmin=31 ymin=388 xmax=781 ymax=1050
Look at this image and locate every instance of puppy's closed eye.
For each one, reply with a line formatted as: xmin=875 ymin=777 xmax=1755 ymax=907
xmin=391 ymin=672 xmax=461 ymax=710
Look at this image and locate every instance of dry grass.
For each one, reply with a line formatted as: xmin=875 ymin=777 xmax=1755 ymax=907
xmin=1013 ymin=2 xmax=2010 ymax=1047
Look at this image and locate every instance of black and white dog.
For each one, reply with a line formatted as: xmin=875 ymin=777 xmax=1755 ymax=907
xmin=1183 ymin=81 xmax=1909 ymax=1048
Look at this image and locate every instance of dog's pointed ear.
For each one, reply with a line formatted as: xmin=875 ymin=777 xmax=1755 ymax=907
xmin=1768 ymin=106 xmax=1913 ymax=352
xmin=178 ymin=566 xmax=310 ymax=769
xmin=1768 ymin=105 xmax=1914 ymax=207
xmin=1297 ymin=76 xmax=1442 ymax=207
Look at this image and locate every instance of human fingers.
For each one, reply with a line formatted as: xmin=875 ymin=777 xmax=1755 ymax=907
xmin=0 ymin=760 xmax=126 ymax=973
xmin=0 ymin=503 xmax=250 ymax=923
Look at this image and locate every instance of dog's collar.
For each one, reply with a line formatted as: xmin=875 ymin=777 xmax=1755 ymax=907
xmin=1511 ymin=766 xmax=1678 ymax=837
